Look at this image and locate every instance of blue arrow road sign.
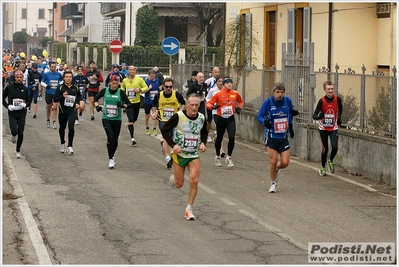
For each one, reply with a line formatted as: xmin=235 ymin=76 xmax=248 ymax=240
xmin=162 ymin=37 xmax=180 ymax=56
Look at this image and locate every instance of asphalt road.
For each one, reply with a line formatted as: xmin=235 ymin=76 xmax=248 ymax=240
xmin=2 ymin=100 xmax=396 ymax=265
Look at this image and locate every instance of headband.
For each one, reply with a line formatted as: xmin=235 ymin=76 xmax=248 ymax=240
xmin=222 ymin=78 xmax=233 ymax=85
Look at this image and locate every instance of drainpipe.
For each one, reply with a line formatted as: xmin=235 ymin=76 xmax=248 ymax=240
xmin=327 ymin=3 xmax=333 ymax=79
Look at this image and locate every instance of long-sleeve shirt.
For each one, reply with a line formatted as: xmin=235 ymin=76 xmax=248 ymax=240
xmin=3 ymin=82 xmax=31 ymax=111
xmin=257 ymin=96 xmax=294 ymax=139
xmin=206 ymin=87 xmax=244 ymax=118
xmin=54 ymin=83 xmax=81 ymax=114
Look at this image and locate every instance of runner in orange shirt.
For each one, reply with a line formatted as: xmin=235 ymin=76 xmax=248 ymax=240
xmin=206 ymin=77 xmax=244 ymax=168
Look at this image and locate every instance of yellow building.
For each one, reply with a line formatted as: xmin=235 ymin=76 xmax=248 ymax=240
xmin=225 ymin=2 xmax=397 ymax=75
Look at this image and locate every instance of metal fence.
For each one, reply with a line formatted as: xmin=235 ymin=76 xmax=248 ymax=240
xmin=170 ymin=43 xmax=397 ymax=139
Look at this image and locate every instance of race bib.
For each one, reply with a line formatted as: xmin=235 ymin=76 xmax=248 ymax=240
xmin=64 ymin=95 xmax=76 ymax=107
xmin=163 ymin=107 xmax=174 ymax=120
xmin=12 ymin=98 xmax=24 ymax=110
xmin=79 ymin=86 xmax=85 ymax=95
xmin=106 ymin=104 xmax=117 ymax=118
xmin=183 ymin=134 xmax=199 ymax=152
xmin=34 ymin=79 xmax=39 ymax=86
xmin=50 ymin=80 xmax=58 ymax=89
xmin=150 ymin=90 xmax=157 ymax=100
xmin=127 ymin=88 xmax=136 ymax=99
xmin=221 ymin=106 xmax=233 ymax=118
xmin=274 ymin=117 xmax=288 ymax=133
xmin=89 ymin=76 xmax=97 ymax=84
xmin=323 ymin=114 xmax=335 ymax=127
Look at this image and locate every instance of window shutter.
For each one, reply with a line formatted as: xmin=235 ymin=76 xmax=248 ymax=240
xmin=287 ymin=8 xmax=295 ymax=54
xmin=236 ymin=14 xmax=241 ymax=67
xmin=303 ymin=7 xmax=311 ymax=57
xmin=245 ymin=13 xmax=252 ymax=68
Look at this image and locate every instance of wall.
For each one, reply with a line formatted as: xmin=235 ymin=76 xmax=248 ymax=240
xmin=235 ymin=109 xmax=397 ymax=186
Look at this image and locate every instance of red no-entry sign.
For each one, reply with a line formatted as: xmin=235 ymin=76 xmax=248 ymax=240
xmin=109 ymin=39 xmax=123 ymax=54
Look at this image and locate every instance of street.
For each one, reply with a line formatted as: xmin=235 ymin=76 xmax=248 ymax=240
xmin=2 ymin=101 xmax=396 ymax=265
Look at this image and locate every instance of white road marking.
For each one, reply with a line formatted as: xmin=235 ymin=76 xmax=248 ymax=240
xmin=239 ymin=209 xmax=308 ymax=252
xmin=219 ymin=198 xmax=236 ymax=205
xmin=3 ymin=148 xmax=53 ymax=265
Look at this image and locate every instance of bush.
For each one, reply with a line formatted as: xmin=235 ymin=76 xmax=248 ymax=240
xmin=367 ymin=86 xmax=391 ymax=132
xmin=338 ymin=92 xmax=359 ymax=125
xmin=13 ymin=31 xmax=29 ymax=44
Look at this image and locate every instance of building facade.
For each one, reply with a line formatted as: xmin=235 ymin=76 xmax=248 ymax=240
xmin=225 ymin=2 xmax=397 ymax=75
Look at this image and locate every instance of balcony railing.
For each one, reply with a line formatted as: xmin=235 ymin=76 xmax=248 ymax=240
xmin=100 ymin=3 xmax=126 ymax=14
xmin=61 ymin=3 xmax=83 ymax=19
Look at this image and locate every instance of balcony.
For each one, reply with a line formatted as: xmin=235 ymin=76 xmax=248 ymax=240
xmin=100 ymin=3 xmax=125 ymax=17
xmin=61 ymin=3 xmax=83 ymax=20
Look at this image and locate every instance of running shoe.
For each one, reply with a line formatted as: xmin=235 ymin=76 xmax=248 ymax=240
xmin=11 ymin=135 xmax=16 ymax=143
xmin=46 ymin=120 xmax=50 ymax=128
xmin=319 ymin=167 xmax=327 ymax=176
xmin=225 ymin=156 xmax=234 ymax=168
xmin=169 ymin=174 xmax=175 ymax=186
xmin=15 ymin=151 xmax=21 ymax=159
xmin=91 ymin=114 xmax=95 ymax=121
xmin=275 ymin=169 xmax=280 ymax=183
xmin=328 ymin=160 xmax=335 ymax=173
xmin=215 ymin=156 xmax=222 ymax=167
xmin=67 ymin=146 xmax=74 ymax=155
xmin=220 ymin=149 xmax=226 ymax=158
xmin=108 ymin=159 xmax=115 ymax=169
xmin=28 ymin=107 xmax=31 ymax=113
xmin=60 ymin=144 xmax=66 ymax=153
xmin=166 ymin=156 xmax=173 ymax=169
xmin=268 ymin=182 xmax=277 ymax=193
xmin=75 ymin=119 xmax=79 ymax=125
xmin=207 ymin=133 xmax=213 ymax=143
xmin=33 ymin=113 xmax=37 ymax=119
xmin=131 ymin=138 xmax=137 ymax=146
xmin=52 ymin=121 xmax=57 ymax=129
xmin=153 ymin=128 xmax=158 ymax=136
xmin=79 ymin=114 xmax=84 ymax=121
xmin=185 ymin=208 xmax=196 ymax=220
xmin=145 ymin=128 xmax=151 ymax=135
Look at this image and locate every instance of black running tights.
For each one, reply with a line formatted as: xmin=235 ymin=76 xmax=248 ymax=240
xmin=319 ymin=130 xmax=339 ymax=167
xmin=102 ymin=119 xmax=122 ymax=159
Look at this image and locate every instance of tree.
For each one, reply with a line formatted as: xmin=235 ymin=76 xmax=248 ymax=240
xmin=40 ymin=37 xmax=53 ymax=48
xmin=13 ymin=31 xmax=29 ymax=44
xmin=135 ymin=5 xmax=159 ymax=46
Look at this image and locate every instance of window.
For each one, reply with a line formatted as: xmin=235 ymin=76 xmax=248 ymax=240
xmin=376 ymin=3 xmax=390 ymax=18
xmin=21 ymin=28 xmax=26 ymax=33
xmin=165 ymin=17 xmax=187 ymax=43
xmin=22 ymin=8 xmax=27 ymax=19
xmin=39 ymin=9 xmax=45 ymax=19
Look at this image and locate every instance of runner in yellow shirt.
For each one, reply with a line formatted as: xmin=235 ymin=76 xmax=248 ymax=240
xmin=121 ymin=65 xmax=149 ymax=145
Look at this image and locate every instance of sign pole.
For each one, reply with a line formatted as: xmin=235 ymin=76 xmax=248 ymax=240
xmin=169 ymin=56 xmax=172 ymax=77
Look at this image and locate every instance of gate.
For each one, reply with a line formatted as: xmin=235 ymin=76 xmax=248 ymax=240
xmin=281 ymin=42 xmax=315 ymax=123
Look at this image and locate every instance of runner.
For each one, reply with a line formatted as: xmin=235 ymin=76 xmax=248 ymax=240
xmin=152 ymin=78 xmax=186 ymax=168
xmin=205 ymin=66 xmax=221 ymax=142
xmin=54 ymin=71 xmax=81 ymax=155
xmin=161 ymin=93 xmax=208 ymax=220
xmin=206 ymin=77 xmax=244 ymax=168
xmin=72 ymin=66 xmax=89 ymax=124
xmin=312 ymin=80 xmax=343 ymax=176
xmin=94 ymin=75 xmax=132 ymax=168
xmin=120 ymin=65 xmax=149 ymax=145
xmin=27 ymin=63 xmax=42 ymax=118
xmin=86 ymin=61 xmax=103 ymax=121
xmin=256 ymin=82 xmax=297 ymax=193
xmin=2 ymin=70 xmax=31 ymax=158
xmin=143 ymin=69 xmax=161 ymax=136
xmin=41 ymin=61 xmax=63 ymax=129
xmin=205 ymin=76 xmax=226 ymax=158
